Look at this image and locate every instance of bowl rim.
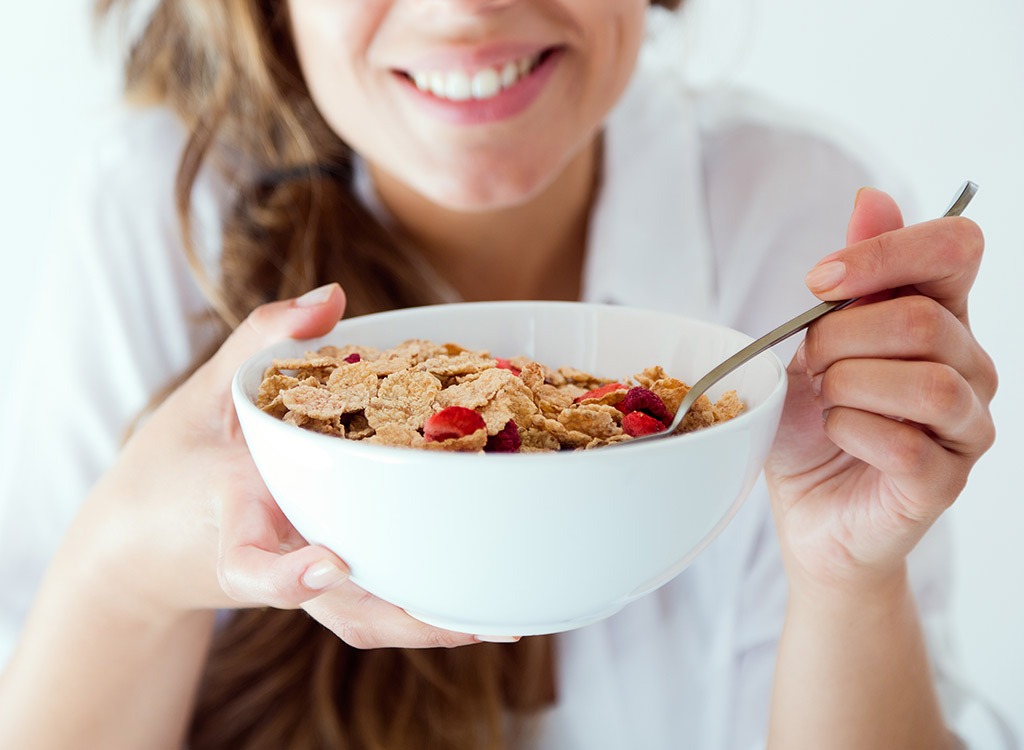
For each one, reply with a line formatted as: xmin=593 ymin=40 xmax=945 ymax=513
xmin=231 ymin=300 xmax=788 ymax=464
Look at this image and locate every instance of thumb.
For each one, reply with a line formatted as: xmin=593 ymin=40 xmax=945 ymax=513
xmin=207 ymin=283 xmax=346 ymax=379
xmin=803 ymin=187 xmax=907 ymax=300
xmin=846 ymin=186 xmax=904 ymax=245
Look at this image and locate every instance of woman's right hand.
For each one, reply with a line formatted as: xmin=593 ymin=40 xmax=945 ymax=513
xmin=78 ymin=283 xmax=485 ymax=648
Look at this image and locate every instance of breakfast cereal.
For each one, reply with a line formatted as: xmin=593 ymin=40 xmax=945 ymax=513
xmin=257 ymin=339 xmax=744 ymax=452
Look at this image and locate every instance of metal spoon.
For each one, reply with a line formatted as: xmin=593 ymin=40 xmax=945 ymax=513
xmin=624 ymin=180 xmax=979 ymax=446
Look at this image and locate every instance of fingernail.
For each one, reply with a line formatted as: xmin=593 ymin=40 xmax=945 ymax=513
xmin=810 ymin=373 xmax=823 ymax=397
xmin=855 ymin=185 xmax=884 ymax=208
xmin=295 ymin=283 xmax=336 ymax=308
xmin=474 ymin=634 xmax=521 ymax=643
xmin=805 ymin=261 xmax=846 ymax=293
xmin=302 ymin=560 xmax=348 ymax=590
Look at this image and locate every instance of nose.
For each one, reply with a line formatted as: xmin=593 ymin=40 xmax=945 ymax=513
xmin=406 ymin=0 xmax=520 ymax=37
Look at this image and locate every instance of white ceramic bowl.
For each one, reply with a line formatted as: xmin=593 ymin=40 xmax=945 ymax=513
xmin=232 ymin=301 xmax=786 ymax=636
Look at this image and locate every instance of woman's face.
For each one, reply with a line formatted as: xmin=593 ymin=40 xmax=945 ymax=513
xmin=287 ymin=0 xmax=648 ymax=211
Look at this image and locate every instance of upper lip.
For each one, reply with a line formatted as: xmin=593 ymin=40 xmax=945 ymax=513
xmin=391 ymin=41 xmax=557 ymax=74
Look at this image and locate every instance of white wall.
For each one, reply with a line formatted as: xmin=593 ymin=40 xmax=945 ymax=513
xmin=2 ymin=0 xmax=1021 ymax=739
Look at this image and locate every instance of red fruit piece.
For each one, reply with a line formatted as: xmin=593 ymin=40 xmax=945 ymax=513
xmin=423 ymin=406 xmax=486 ymax=442
xmin=343 ymin=353 xmax=362 ymax=364
xmin=484 ymin=420 xmax=521 ymax=453
xmin=622 ymin=411 xmax=667 ymax=437
xmin=495 ymin=358 xmax=521 ymax=376
xmin=618 ymin=387 xmax=671 ymax=426
xmin=574 ymin=382 xmax=627 ymax=403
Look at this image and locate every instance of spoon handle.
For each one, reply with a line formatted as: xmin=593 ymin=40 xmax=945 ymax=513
xmin=652 ymin=180 xmax=979 ymax=440
xmin=669 ymin=298 xmax=855 ymax=425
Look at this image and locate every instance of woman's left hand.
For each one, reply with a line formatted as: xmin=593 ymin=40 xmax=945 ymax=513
xmin=764 ymin=187 xmax=997 ymax=595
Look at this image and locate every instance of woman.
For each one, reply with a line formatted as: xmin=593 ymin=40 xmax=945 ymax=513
xmin=0 ymin=0 xmax=1004 ymax=748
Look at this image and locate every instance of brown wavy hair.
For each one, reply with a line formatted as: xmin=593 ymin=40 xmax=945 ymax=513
xmin=96 ymin=1 xmax=683 ymax=748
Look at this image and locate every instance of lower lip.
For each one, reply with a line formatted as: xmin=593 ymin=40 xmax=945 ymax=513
xmin=394 ymin=48 xmax=564 ymax=126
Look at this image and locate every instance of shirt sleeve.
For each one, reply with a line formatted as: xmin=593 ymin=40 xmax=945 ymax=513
xmin=0 ymin=107 xmax=221 ymax=669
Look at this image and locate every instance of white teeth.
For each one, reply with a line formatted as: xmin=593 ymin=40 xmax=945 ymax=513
xmin=445 ymin=70 xmax=472 ymax=101
xmin=471 ymin=68 xmax=501 ymax=100
xmin=408 ymin=52 xmax=543 ymax=101
xmin=500 ymin=61 xmax=518 ymax=88
xmin=429 ymin=72 xmax=446 ymax=98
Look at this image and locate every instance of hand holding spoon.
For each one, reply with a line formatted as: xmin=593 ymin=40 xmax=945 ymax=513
xmin=622 ymin=181 xmax=979 ymax=446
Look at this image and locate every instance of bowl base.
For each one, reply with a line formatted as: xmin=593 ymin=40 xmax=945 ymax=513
xmin=405 ymin=601 xmax=629 ymax=637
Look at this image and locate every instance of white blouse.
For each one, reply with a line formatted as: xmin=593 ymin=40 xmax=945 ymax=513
xmin=0 ymin=11 xmax=1013 ymax=749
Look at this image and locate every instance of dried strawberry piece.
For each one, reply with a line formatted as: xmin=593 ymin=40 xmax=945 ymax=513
xmin=343 ymin=353 xmax=362 ymax=363
xmin=618 ymin=387 xmax=671 ymax=426
xmin=423 ymin=406 xmax=486 ymax=442
xmin=574 ymin=382 xmax=627 ymax=403
xmin=495 ymin=358 xmax=521 ymax=376
xmin=484 ymin=420 xmax=521 ymax=453
xmin=622 ymin=411 xmax=667 ymax=437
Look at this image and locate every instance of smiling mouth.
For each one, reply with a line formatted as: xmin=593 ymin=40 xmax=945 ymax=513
xmin=397 ymin=48 xmax=558 ymax=103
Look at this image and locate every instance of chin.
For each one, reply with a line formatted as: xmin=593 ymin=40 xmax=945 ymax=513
xmin=416 ymin=167 xmax=556 ymax=213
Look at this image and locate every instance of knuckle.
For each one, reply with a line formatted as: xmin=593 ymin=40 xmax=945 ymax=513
xmin=977 ymin=414 xmax=997 ymax=455
xmin=899 ymin=296 xmax=949 ymax=345
xmin=858 ymin=235 xmax=889 ymax=279
xmin=945 ymin=216 xmax=985 ymax=264
xmin=422 ymin=628 xmax=468 ymax=649
xmin=241 ymin=305 xmax=273 ymax=339
xmin=886 ymin=428 xmax=932 ymax=475
xmin=977 ymin=348 xmax=999 ymax=400
xmin=328 ymin=615 xmax=373 ymax=650
xmin=918 ymin=363 xmax=968 ymax=417
xmin=340 ymin=623 xmax=373 ymax=650
xmin=234 ymin=300 xmax=289 ymax=352
xmin=219 ymin=552 xmax=298 ymax=609
xmin=820 ymin=360 xmax=852 ymax=401
xmin=264 ymin=577 xmax=303 ymax=610
xmin=216 ymin=556 xmax=247 ymax=603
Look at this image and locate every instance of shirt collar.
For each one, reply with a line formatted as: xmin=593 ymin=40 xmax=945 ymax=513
xmin=581 ymin=15 xmax=717 ymax=322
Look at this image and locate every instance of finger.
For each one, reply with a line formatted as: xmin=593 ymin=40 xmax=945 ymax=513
xmin=814 ymin=359 xmax=995 ymax=457
xmin=303 ymin=585 xmax=487 ymax=650
xmin=806 ymin=214 xmax=984 ymax=323
xmin=218 ymin=542 xmax=351 ymax=609
xmin=218 ymin=486 xmax=350 ymax=608
xmin=203 ymin=283 xmax=347 ymax=386
xmin=846 ymin=186 xmax=904 ymax=245
xmin=801 ymin=296 xmax=996 ymax=401
xmin=822 ymin=406 xmax=971 ymax=524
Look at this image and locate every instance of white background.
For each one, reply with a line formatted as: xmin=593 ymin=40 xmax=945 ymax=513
xmin=2 ymin=0 xmax=1021 ymax=738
